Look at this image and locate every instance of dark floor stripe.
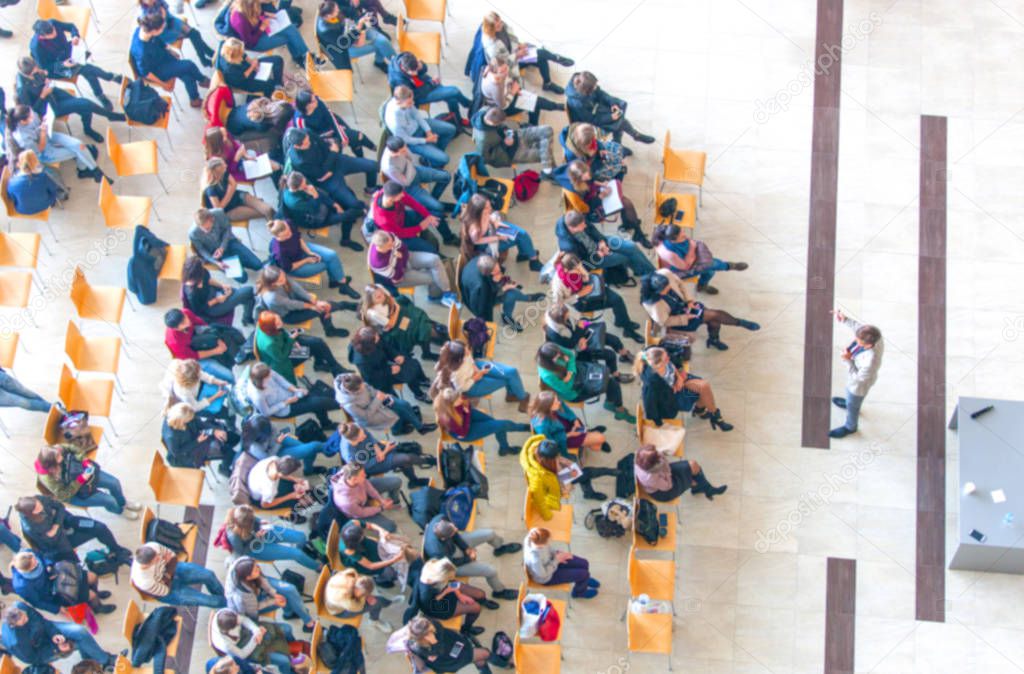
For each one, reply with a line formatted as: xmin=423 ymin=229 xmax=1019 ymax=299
xmin=802 ymin=0 xmax=845 ymax=449
xmin=825 ymin=557 xmax=856 ymax=674
xmin=916 ymin=115 xmax=947 ymax=622
xmin=170 ymin=503 xmax=215 ymax=672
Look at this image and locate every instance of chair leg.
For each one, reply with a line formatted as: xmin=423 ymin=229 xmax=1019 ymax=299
xmin=157 ymin=174 xmax=169 ymax=194
xmin=153 ymin=204 xmax=162 ymax=221
xmin=106 ymin=416 xmax=120 ymax=438
xmin=186 ymin=0 xmax=199 ymax=23
xmin=441 ymin=22 xmax=448 ymax=46
xmin=353 ymin=60 xmax=364 ymax=84
xmin=114 ymin=373 xmax=127 ymax=398
xmin=164 ymin=128 xmax=174 ymax=150
xmin=349 ymin=101 xmax=359 ymax=124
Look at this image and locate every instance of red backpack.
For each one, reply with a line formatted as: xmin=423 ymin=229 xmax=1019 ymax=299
xmin=513 ymin=170 xmax=541 ymax=201
xmin=537 ymin=602 xmax=561 ymax=641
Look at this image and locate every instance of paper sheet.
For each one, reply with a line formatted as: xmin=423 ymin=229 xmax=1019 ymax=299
xmin=242 ymin=153 xmax=273 ymax=180
xmin=558 ymin=462 xmax=583 ymax=485
xmin=520 ymin=46 xmax=538 ymax=64
xmin=255 ymin=61 xmax=274 ymax=81
xmin=222 ymin=256 xmax=242 ymax=279
xmin=515 ymin=89 xmax=538 ymax=112
xmin=267 ymin=10 xmax=292 ymax=36
xmin=601 ymin=180 xmax=624 ymax=215
xmin=70 ymin=41 xmax=88 ymax=66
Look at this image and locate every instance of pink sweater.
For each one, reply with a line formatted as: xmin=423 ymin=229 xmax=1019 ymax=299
xmin=332 ymin=475 xmax=383 ymax=518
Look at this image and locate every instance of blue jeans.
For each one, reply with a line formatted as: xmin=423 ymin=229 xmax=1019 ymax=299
xmin=601 ymin=237 xmax=654 ymax=276
xmin=266 ymin=576 xmax=312 ymax=623
xmin=248 ymin=525 xmax=319 ymax=572
xmin=497 ymin=223 xmax=536 ymax=259
xmin=254 ymin=25 xmax=309 ymax=62
xmin=69 ymin=470 xmax=127 ymax=514
xmin=408 ymin=119 xmax=457 ymax=168
xmin=0 ymin=523 xmax=20 ymax=552
xmin=349 ymin=28 xmax=395 ymax=65
xmin=388 ymin=396 xmax=424 ymax=434
xmin=53 ymin=622 xmax=114 ymax=666
xmin=678 ymin=258 xmax=730 ymax=287
xmin=278 ymin=436 xmax=329 ymax=473
xmin=38 ymin=131 xmax=98 ymax=171
xmin=199 ymin=358 xmax=235 ymax=383
xmin=465 ymin=361 xmax=527 ymax=400
xmin=155 ymin=58 xmax=205 ymax=101
xmin=224 ymin=239 xmax=263 ymax=282
xmin=455 ymin=408 xmax=530 ymax=451
xmin=0 ymin=370 xmax=51 ymax=412
xmin=419 ymin=84 xmax=472 ymax=116
xmin=161 ymin=562 xmax=227 ymax=608
xmin=336 ymin=153 xmax=378 ymax=195
xmin=501 ymin=287 xmax=533 ymax=319
xmin=844 ymin=391 xmax=865 ymax=431
xmin=290 ymin=242 xmax=345 ymax=283
xmin=413 ymin=164 xmax=451 ymax=201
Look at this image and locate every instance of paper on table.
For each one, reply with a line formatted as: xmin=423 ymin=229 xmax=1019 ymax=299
xmin=520 ymin=46 xmax=538 ymax=64
xmin=992 ymin=489 xmax=1007 ymax=503
xmin=558 ymin=462 xmax=583 ymax=485
xmin=267 ymin=10 xmax=292 ymax=36
xmin=515 ymin=89 xmax=538 ymax=112
xmin=601 ymin=180 xmax=624 ymax=215
xmin=255 ymin=61 xmax=274 ymax=81
xmin=70 ymin=41 xmax=88 ymax=66
xmin=222 ymin=256 xmax=242 ymax=279
xmin=242 ymin=153 xmax=273 ymax=180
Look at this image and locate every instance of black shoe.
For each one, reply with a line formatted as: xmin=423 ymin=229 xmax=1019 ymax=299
xmin=582 ymin=489 xmax=607 ymax=501
xmin=527 ymin=293 xmax=545 ymax=302
xmin=408 ymin=477 xmax=430 ymax=489
xmin=94 ymin=603 xmax=116 ymax=615
xmin=194 ymin=0 xmax=215 ymax=6
xmin=373 ymin=60 xmax=390 ymax=74
xmin=442 ymin=234 xmax=461 ymax=247
xmin=324 ymin=327 xmax=350 ymax=338
xmin=421 ymin=350 xmax=439 ymax=361
xmin=0 ymin=28 xmax=13 ymax=39
xmin=542 ymin=82 xmax=564 ymax=95
xmin=832 ymin=396 xmax=847 ymax=409
xmin=738 ymin=320 xmax=760 ymax=331
xmin=708 ymin=409 xmax=733 ymax=432
xmin=492 ymin=588 xmax=518 ymax=600
xmin=728 ymin=261 xmax=749 ymax=270
xmin=303 ymin=621 xmax=315 ymax=634
xmin=623 ymin=328 xmax=644 ymax=344
xmin=528 ymin=258 xmax=543 ymax=272
xmin=633 ymin=133 xmax=656 ymax=144
xmin=308 ymin=466 xmax=330 ymax=476
xmin=706 ymin=337 xmax=729 ymax=351
xmin=234 ymin=349 xmax=251 ymax=365
xmin=705 ymin=485 xmax=727 ymax=500
xmin=480 ymin=598 xmax=500 ymax=610
xmin=84 ymin=129 xmax=104 ymax=143
xmin=413 ymin=388 xmax=431 ymax=403
xmin=600 ymin=442 xmax=612 ymax=453
xmin=621 ymin=145 xmax=634 ymax=157
xmin=498 ymin=445 xmax=520 ymax=457
xmin=290 ymin=513 xmax=308 ymax=525
xmin=829 ymin=426 xmax=855 ymax=438
xmin=461 ymin=625 xmax=486 ymax=636
xmin=397 ymin=422 xmax=416 ymax=436
xmin=501 ymin=314 xmax=523 ymax=332
xmin=696 ymin=283 xmax=719 ymax=295
xmin=417 ymin=423 xmax=438 ymax=435
xmin=493 ymin=543 xmax=522 ymax=556
xmin=218 ymin=459 xmax=234 ymax=476
xmin=98 ymin=590 xmax=112 ymax=599
xmin=86 ymin=145 xmax=99 ymax=159
xmin=99 ymin=96 xmax=114 ymax=111
xmin=418 ymin=456 xmax=438 ymax=468
xmin=339 ymin=238 xmax=364 ymax=252
xmin=334 ymin=281 xmax=361 ymax=299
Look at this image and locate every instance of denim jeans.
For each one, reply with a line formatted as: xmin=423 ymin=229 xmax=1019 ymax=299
xmin=50 ymin=95 xmax=118 ymax=134
xmin=53 ymin=622 xmax=115 ymax=666
xmin=156 ymin=58 xmax=206 ymax=101
xmin=600 ymin=237 xmax=654 ymax=276
xmin=203 ymin=285 xmax=256 ymax=324
xmin=69 ymin=470 xmax=127 ymax=514
xmin=266 ymin=576 xmax=312 ymax=623
xmin=199 ymin=358 xmax=235 ymax=383
xmin=348 ymin=28 xmax=395 ymax=65
xmin=496 ymin=223 xmax=536 ymax=259
xmin=501 ymin=287 xmax=533 ymax=319
xmin=465 ymin=361 xmax=527 ymax=400
xmin=0 ymin=370 xmax=51 ymax=412
xmin=248 ymin=524 xmax=319 ymax=571
xmin=278 ymin=436 xmax=329 ymax=474
xmin=677 ymin=258 xmax=730 ymax=287
xmin=0 ymin=523 xmax=20 ymax=552
xmin=161 ymin=562 xmax=227 ymax=608
xmin=408 ymin=119 xmax=457 ymax=167
xmin=38 ymin=131 xmax=97 ymax=171
xmin=254 ymin=25 xmax=309 ymax=62
xmin=844 ymin=391 xmax=865 ymax=431
xmin=389 ymin=396 xmax=424 ymax=434
xmin=419 ymin=84 xmax=472 ymax=116
xmin=289 ymin=242 xmax=345 ymax=283
xmin=223 ymin=239 xmax=264 ymax=282
xmin=455 ymin=408 xmax=530 ymax=451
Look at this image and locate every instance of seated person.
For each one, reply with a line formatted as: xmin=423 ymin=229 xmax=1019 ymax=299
xmin=6 ymin=150 xmax=63 ymax=215
xmin=549 ymin=252 xmax=643 ymax=343
xmin=334 ymin=372 xmax=437 ymax=436
xmin=255 ymin=309 xmax=349 ymax=381
xmin=566 ymin=71 xmax=655 ymax=145
xmin=522 ymin=420 xmax=618 ymax=502
xmin=189 ymin=207 xmax=263 ymax=283
xmin=223 ymin=506 xmax=319 ymax=571
xmin=292 ymin=88 xmax=378 ymax=166
xmin=460 ymin=253 xmax=544 ymax=331
xmin=217 ymin=37 xmax=284 ymax=97
xmin=268 ymin=219 xmax=359 ymax=295
xmin=131 ymin=541 xmax=226 ymax=608
xmin=383 ymin=85 xmax=457 ymax=169
xmin=529 ymin=389 xmax=608 ymax=457
xmin=387 ymin=51 xmax=472 ymax=123
xmin=536 ymin=340 xmax=635 ymax=424
xmin=245 ymin=455 xmax=311 ymax=512
xmin=0 ymin=367 xmax=53 ymax=414
xmin=480 ymin=11 xmax=573 ymax=94
xmin=224 ymin=97 xmax=293 ymax=157
xmin=523 ymin=526 xmax=599 ymax=598
xmin=279 ymin=171 xmax=363 ymax=250
xmin=348 ymin=326 xmax=431 ymax=401
xmin=246 ymin=361 xmax=340 ymax=429
xmin=10 ymin=549 xmax=116 ymax=615
xmin=316 ymin=0 xmax=394 ymax=72
xmin=210 ymin=608 xmax=292 ymax=673
xmin=338 ymin=520 xmax=404 ymax=586
xmin=182 ymin=256 xmax=257 ymax=327
xmin=405 ymin=615 xmax=494 ymax=674
xmin=6 ymin=104 xmax=105 ymax=183
xmin=478 ymin=56 xmax=561 ymax=126
xmin=228 ymin=0 xmax=310 ymax=66
xmin=652 ymin=223 xmax=749 ymax=295
xmin=163 ymin=307 xmax=241 ymax=382
xmin=359 ymin=282 xmax=443 ymax=360
xmin=368 ymin=230 xmax=456 ymax=305
xmin=380 ymin=136 xmax=450 ymax=217
xmin=33 ymin=445 xmax=140 ymax=519
xmin=556 ymin=208 xmax=653 ymax=277
xmin=554 ymin=156 xmax=650 ymax=248
xmin=283 ymin=126 xmax=371 ymax=217
xmin=545 ymin=303 xmax=634 ymax=384
xmin=433 ymin=339 xmax=530 ymax=411
xmin=411 ymin=558 xmax=497 ymax=636
xmin=335 ymin=420 xmax=433 ymax=488
xmin=131 ymin=13 xmax=209 ymax=107
xmin=138 ymin=0 xmax=215 ymax=65
xmin=225 ymin=556 xmax=315 ymax=634
xmin=30 ymin=19 xmax=124 ymax=109
xmin=432 ymin=386 xmax=529 ymax=457
xmin=325 ymin=568 xmax=393 ymax=631
xmin=459 ymin=193 xmax=542 ymax=271
xmin=255 ymin=265 xmax=354 ymax=338
xmin=202 ymin=157 xmax=276 ymax=222
xmin=640 ymin=268 xmax=759 ymax=350
xmin=161 ymin=402 xmax=234 ymax=473
xmin=635 ymin=443 xmax=726 ymax=502
xmin=472 ymin=106 xmax=555 ymax=176
xmin=635 ymin=346 xmax=732 ymax=430
xmin=330 ymin=462 xmax=402 ymax=533
xmin=423 ymin=515 xmax=520 ymax=600
xmin=16 ymin=495 xmax=131 ymax=566
xmin=240 ymin=413 xmax=331 ymax=470
xmin=369 ymin=180 xmax=457 ymax=252
xmin=0 ymin=602 xmax=120 ymax=670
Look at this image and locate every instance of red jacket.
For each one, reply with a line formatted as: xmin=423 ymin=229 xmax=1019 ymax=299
xmin=164 ymin=308 xmax=207 ymax=360
xmin=369 ymin=190 xmax=430 ymax=239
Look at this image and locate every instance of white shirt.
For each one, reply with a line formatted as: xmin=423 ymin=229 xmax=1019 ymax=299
xmin=247 ymin=457 xmax=279 ymax=507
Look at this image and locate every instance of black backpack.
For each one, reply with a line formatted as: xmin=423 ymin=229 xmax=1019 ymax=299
xmin=319 ymin=625 xmax=365 ymax=674
xmin=461 ymin=317 xmax=491 ymax=358
xmin=615 ymin=452 xmax=636 ymax=499
xmin=51 ymin=560 xmax=86 ymax=605
xmin=440 ymin=444 xmax=469 ymax=487
xmin=407 ymin=486 xmax=444 ymax=532
xmin=123 ymin=79 xmax=169 ymax=126
xmin=145 ymin=518 xmax=189 ymax=555
xmin=476 ymin=178 xmax=508 ymax=212
xmin=634 ymin=499 xmax=660 ymax=546
xmin=584 ymin=508 xmax=626 ymax=538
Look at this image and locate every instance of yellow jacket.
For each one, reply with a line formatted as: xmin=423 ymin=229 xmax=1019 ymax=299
xmin=519 ymin=434 xmax=561 ymax=521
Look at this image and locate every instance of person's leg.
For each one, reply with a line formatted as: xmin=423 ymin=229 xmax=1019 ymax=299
xmin=388 ymin=396 xmax=424 ymax=432
xmin=405 ymin=183 xmax=444 ymax=215
xmin=684 ymin=377 xmax=717 ymax=412
xmin=163 ymin=60 xmax=202 ymax=101
xmin=421 ymin=84 xmax=471 ymax=116
xmin=481 ymin=360 xmax=527 ymax=400
xmin=460 ymin=409 xmax=528 ymax=450
xmin=408 ymin=139 xmax=449 ymax=168
xmin=305 ymin=242 xmax=345 ymax=283
xmin=604 ymin=288 xmax=633 ymax=328
xmin=66 ymin=518 xmax=127 ymax=557
xmin=269 ymin=651 xmax=294 ymax=674
xmin=533 ymin=49 xmax=552 ymax=83
xmin=455 ymin=561 xmax=504 ymax=591
xmin=0 ymin=523 xmax=20 ymax=552
xmin=502 ymin=224 xmax=536 ymax=260
xmin=223 ymin=239 xmax=263 ymax=272
xmin=500 ymin=287 xmax=532 ymax=320
xmin=414 ymin=164 xmax=451 ymax=200
xmin=70 ymin=471 xmax=126 ymax=514
xmin=0 ymin=371 xmax=52 ymax=412
xmin=199 ymin=358 xmax=235 ymax=383
xmin=361 ymin=512 xmax=398 ymax=532
xmin=173 ymin=561 xmax=226 ymax=596
xmin=242 ymin=193 xmax=276 ymax=220
xmin=204 ymin=285 xmax=256 ymax=324
xmin=697 ymin=259 xmax=731 ymax=288
xmin=151 ymin=643 xmax=168 ymax=674
xmin=605 ymin=236 xmax=654 ymax=275
xmin=368 ymin=28 xmax=396 ymax=64
xmin=186 ymin=25 xmax=215 ymax=64
xmin=267 ymin=576 xmax=314 ymax=623
xmin=287 ymin=393 xmax=340 ymax=427
xmin=297 ymin=334 xmax=346 ymax=373
xmin=335 ymin=153 xmax=377 ymax=186
xmin=368 ymin=474 xmax=403 ymax=503
xmin=279 ymin=436 xmax=328 ymax=473
xmin=77 ymin=63 xmax=108 ymax=99
xmin=47 ymin=132 xmax=97 ymax=171
xmin=251 ymin=538 xmax=320 ymax=571
xmin=844 ymin=391 xmax=865 ymax=432
xmin=547 ymin=558 xmax=590 ymax=595
xmin=425 ymin=118 xmax=457 ymax=150
xmin=604 ymin=377 xmax=623 ymax=408
xmin=55 ymin=622 xmax=115 ymax=666
xmin=406 ymin=250 xmax=450 ymax=295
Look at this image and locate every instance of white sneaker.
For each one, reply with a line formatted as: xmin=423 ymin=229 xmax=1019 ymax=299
xmin=124 ymin=502 xmax=143 ymax=512
xmin=122 ymin=510 xmax=139 ymax=520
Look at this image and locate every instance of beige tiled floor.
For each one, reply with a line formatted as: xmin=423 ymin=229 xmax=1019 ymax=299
xmin=0 ymin=0 xmax=1022 ymax=672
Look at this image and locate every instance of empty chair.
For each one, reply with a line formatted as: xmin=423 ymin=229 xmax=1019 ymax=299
xmin=523 ymin=492 xmax=572 ymax=545
xmin=404 ymin=0 xmax=449 ymax=44
xmin=396 ymin=13 xmax=442 ymax=70
xmin=64 ymin=320 xmax=123 ymax=391
xmin=106 ymin=128 xmax=167 ymax=193
xmin=69 ymin=266 xmax=129 ymax=341
xmin=157 ymin=244 xmax=187 ymax=283
xmin=98 ymin=177 xmax=153 ymax=229
xmin=148 ymin=451 xmax=204 ymax=509
xmin=0 ymin=271 xmax=34 ymax=325
xmin=0 ymin=232 xmax=42 ymax=283
xmin=305 ymin=54 xmax=356 ymax=120
xmin=513 ymin=634 xmax=560 ymax=674
xmin=662 ymin=130 xmax=706 ymax=206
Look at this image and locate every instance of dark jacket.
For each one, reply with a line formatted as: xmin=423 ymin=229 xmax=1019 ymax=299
xmin=471 ymin=107 xmax=518 ymax=168
xmin=131 ymin=606 xmax=179 ymax=668
xmin=422 ymin=514 xmax=471 ymax=566
xmin=286 ymin=133 xmax=337 ymax=183
xmin=386 ymin=58 xmax=437 ymax=103
xmin=639 ymin=363 xmax=700 ymax=426
xmin=10 ymin=563 xmax=63 ymax=614
xmin=18 ymin=496 xmax=78 ymax=563
xmin=161 ymin=417 xmax=210 ymax=468
xmin=126 ymin=225 xmax=169 ymax=305
xmin=459 ymin=257 xmax=499 ymax=322
xmin=565 ymin=77 xmax=626 ymax=128
xmin=315 ymin=16 xmax=357 ymax=70
xmin=29 ymin=20 xmax=78 ymax=76
xmin=554 ymin=215 xmax=606 ymax=258
xmin=347 ymin=338 xmax=401 ymax=394
xmin=15 ymin=71 xmax=75 ymax=116
xmin=7 ymin=172 xmax=61 ymax=215
xmin=463 ymin=27 xmax=487 ymax=94
xmin=0 ymin=602 xmax=63 ymax=665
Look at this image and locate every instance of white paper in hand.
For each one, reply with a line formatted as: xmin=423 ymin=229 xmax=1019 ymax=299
xmin=222 ymin=256 xmax=243 ymax=279
xmin=602 ymin=180 xmax=624 ymax=215
xmin=515 ymin=89 xmax=538 ymax=112
xmin=267 ymin=10 xmax=292 ymax=36
xmin=243 ymin=154 xmax=273 ymax=180
xmin=255 ymin=61 xmax=274 ymax=81
xmin=70 ymin=41 xmax=88 ymax=66
xmin=520 ymin=46 xmax=539 ymax=64
xmin=558 ymin=462 xmax=583 ymax=485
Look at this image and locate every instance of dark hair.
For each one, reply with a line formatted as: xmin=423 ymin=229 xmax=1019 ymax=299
xmin=382 ymin=181 xmax=404 ymax=198
xmin=276 ymin=456 xmax=302 ymax=476
xmin=317 ymin=1 xmax=339 ymax=19
xmin=639 ymin=272 xmax=670 ymax=304
xmin=339 ymin=373 xmax=363 ymax=391
xmin=432 ymin=519 xmax=457 ymax=540
xmin=397 ymin=51 xmax=419 ymax=72
xmin=15 ymin=496 xmax=39 ymax=517
xmin=7 ymin=105 xmax=33 ymax=131
xmin=285 ymin=172 xmax=306 ymax=191
xmin=340 ymin=521 xmax=365 ymax=548
xmin=240 ymin=414 xmax=273 ymax=450
xmin=635 ymin=444 xmax=661 ymax=471
xmin=571 ymin=71 xmax=598 ymax=96
xmin=182 ymin=256 xmax=208 ymax=284
xmin=650 ymin=224 xmax=681 ymax=247
xmin=350 ymin=327 xmax=380 ymax=355
xmin=385 ymin=136 xmax=405 ymax=152
xmin=294 ymin=88 xmax=314 ymax=109
xmin=285 ymin=127 xmax=308 ymax=147
xmin=215 ymin=610 xmax=239 ymax=632
xmin=537 ymin=439 xmax=560 ymax=459
xmin=232 ymin=557 xmax=258 ymax=585
xmin=163 ymin=308 xmax=185 ymax=329
xmin=536 ymin=342 xmax=568 ymax=378
xmin=139 ymin=11 xmax=165 ymax=31
xmin=856 ymin=325 xmax=882 ymax=345
xmin=32 ymin=19 xmax=55 ymax=35
xmin=17 ymin=56 xmax=36 ymax=76
xmin=563 ymin=210 xmax=585 ymax=229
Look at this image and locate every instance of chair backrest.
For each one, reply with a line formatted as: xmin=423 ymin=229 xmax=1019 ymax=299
xmin=396 ymin=12 xmax=407 ymax=45
xmin=0 ymin=654 xmax=22 ymax=674
xmin=140 ymin=506 xmax=156 ymax=545
xmin=0 ymin=232 xmax=41 ymax=268
xmin=106 ymin=127 xmax=123 ymax=165
xmin=63 ymin=319 xmax=85 ymax=369
xmin=122 ymin=598 xmax=144 ymax=642
xmin=42 ymin=404 xmax=62 ymax=445
xmin=98 ymin=176 xmax=115 ymax=212
xmin=314 ymin=565 xmax=330 ymax=613
xmin=310 ymin=621 xmax=324 ymax=672
xmin=36 ymin=0 xmax=58 ymax=20
xmin=0 ymin=332 xmax=16 ymax=371
xmin=57 ymin=364 xmax=76 ymax=407
xmin=0 ymin=166 xmax=16 ymax=217
xmin=326 ymin=519 xmax=341 ymax=571
xmin=148 ymin=451 xmax=167 ymax=499
xmin=661 ymin=130 xmax=672 ymax=173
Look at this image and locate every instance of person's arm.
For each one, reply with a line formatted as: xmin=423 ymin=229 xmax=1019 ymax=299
xmin=336 ymin=484 xmax=382 ymax=518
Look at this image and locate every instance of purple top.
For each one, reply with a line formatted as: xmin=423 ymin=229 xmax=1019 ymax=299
xmin=368 ymin=240 xmax=409 ymax=282
xmin=230 ymin=10 xmax=265 ymax=49
xmin=270 ymin=222 xmax=303 ymax=272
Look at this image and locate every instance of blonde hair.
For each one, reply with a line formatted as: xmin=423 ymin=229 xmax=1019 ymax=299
xmin=170 ymin=359 xmax=202 ymax=389
xmin=204 ymin=157 xmax=227 ymax=188
xmin=165 ymin=401 xmax=195 ymax=430
xmin=392 ymin=85 xmax=414 ymax=102
xmin=420 ymin=558 xmax=457 ymax=587
xmin=370 ymin=230 xmax=393 ymax=248
xmin=431 ymin=387 xmax=462 ymax=427
xmin=481 ymin=11 xmax=501 ymax=37
xmin=11 ymin=551 xmax=35 ymax=572
xmin=220 ymin=37 xmax=245 ymax=64
xmin=16 ymin=149 xmax=39 ymax=174
xmin=225 ymin=505 xmax=256 ymax=539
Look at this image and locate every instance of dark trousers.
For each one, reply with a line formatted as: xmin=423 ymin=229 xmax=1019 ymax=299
xmin=66 ymin=517 xmax=127 ymax=557
xmin=287 ymin=395 xmax=340 ymax=427
xmin=203 ymin=286 xmax=256 ymax=325
xmin=297 ymin=334 xmax=344 ymax=373
xmin=336 ymin=153 xmax=378 ymax=191
xmin=547 ymin=556 xmax=591 ymax=595
xmin=78 ymin=63 xmax=118 ymax=99
xmin=51 ymin=95 xmax=119 ymax=133
xmin=156 ymin=59 xmax=205 ymax=100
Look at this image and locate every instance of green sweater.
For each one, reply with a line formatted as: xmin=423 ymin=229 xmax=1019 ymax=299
xmin=255 ymin=328 xmax=297 ymax=385
xmin=538 ymin=345 xmax=578 ymax=401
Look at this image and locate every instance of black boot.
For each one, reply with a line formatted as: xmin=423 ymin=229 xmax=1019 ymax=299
xmin=706 ymin=326 xmax=728 ymax=351
xmin=707 ymin=409 xmax=733 ymax=432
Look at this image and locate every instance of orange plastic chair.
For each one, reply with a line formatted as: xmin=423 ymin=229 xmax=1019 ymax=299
xmin=148 ymin=451 xmax=204 ymax=509
xmin=123 ymin=599 xmax=182 ymax=659
xmin=0 ymin=332 xmax=17 ymax=371
xmin=112 ymin=654 xmax=151 ymax=674
xmin=469 ymin=162 xmax=513 ymax=212
xmin=632 ymin=504 xmax=677 ymax=553
xmin=662 ymin=130 xmax=706 ymax=206
xmin=628 ymin=544 xmax=675 ymax=600
xmin=653 ymin=173 xmax=697 ymax=228
xmin=313 ymin=566 xmax=363 ymax=628
xmin=43 ymin=403 xmax=102 ymax=454
xmin=157 ymin=244 xmax=187 ymax=283
xmin=140 ymin=506 xmax=196 ymax=562
xmin=58 ymin=363 xmax=115 ymax=432
xmin=119 ymin=78 xmax=172 ymax=147
xmin=98 ymin=177 xmax=153 ymax=229
xmin=404 ymin=0 xmax=448 ymax=44
xmin=106 ymin=127 xmax=166 ymax=192
xmin=561 ymin=189 xmax=588 ymax=215
xmin=64 ymin=320 xmax=123 ymax=393
xmin=627 ymin=610 xmax=672 ymax=660
xmin=0 ymin=654 xmax=22 ymax=674
xmin=396 ymin=13 xmax=442 ymax=69
xmin=636 ymin=403 xmax=685 ymax=457
xmin=69 ymin=266 xmax=128 ymax=337
xmin=0 ymin=231 xmax=42 ymax=273
xmin=524 ymin=493 xmax=572 ymax=545
xmin=305 ymin=54 xmax=356 ymax=121
xmin=515 ymin=582 xmax=566 ymax=642
xmin=37 ymin=0 xmax=91 ymax=39
xmin=0 ymin=166 xmax=57 ymax=244
xmin=0 ymin=271 xmax=34 ymax=321
xmin=513 ymin=634 xmax=560 ymax=674
xmin=325 ymin=519 xmax=342 ymax=571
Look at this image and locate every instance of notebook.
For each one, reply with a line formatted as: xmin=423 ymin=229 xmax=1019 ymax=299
xmin=242 ymin=153 xmax=273 ymax=180
xmin=267 ymin=10 xmax=292 ymax=36
xmin=601 ymin=180 xmax=624 ymax=215
xmin=255 ymin=61 xmax=275 ymax=81
xmin=515 ymin=89 xmax=538 ymax=112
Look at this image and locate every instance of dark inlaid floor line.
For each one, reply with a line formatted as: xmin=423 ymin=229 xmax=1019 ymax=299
xmin=825 ymin=557 xmax=857 ymax=674
xmin=801 ymin=0 xmax=845 ymax=449
xmin=916 ymin=115 xmax=948 ymax=623
xmin=171 ymin=503 xmax=215 ymax=672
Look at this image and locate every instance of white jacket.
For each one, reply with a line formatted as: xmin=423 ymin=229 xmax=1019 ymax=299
xmin=842 ymin=316 xmax=883 ymax=397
